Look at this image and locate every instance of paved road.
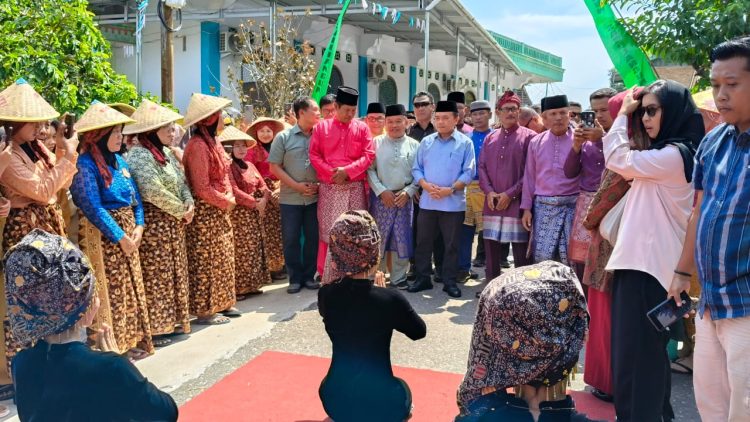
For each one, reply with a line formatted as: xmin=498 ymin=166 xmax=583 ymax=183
xmin=0 ymin=262 xmax=700 ymax=421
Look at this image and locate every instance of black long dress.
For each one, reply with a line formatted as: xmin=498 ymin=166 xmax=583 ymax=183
xmin=318 ymin=277 xmax=427 ymax=422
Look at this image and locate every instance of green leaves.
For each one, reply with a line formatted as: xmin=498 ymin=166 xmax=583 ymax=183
xmin=0 ymin=0 xmax=139 ymax=114
xmin=611 ymin=0 xmax=750 ymax=90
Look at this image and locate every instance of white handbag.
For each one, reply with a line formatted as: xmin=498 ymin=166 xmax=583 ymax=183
xmin=599 ymin=192 xmax=628 ymax=245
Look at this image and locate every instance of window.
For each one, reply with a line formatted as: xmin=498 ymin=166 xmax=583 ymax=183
xmin=465 ymin=91 xmax=476 ymax=104
xmin=327 ymin=65 xmax=344 ymax=95
xmin=427 ymin=83 xmax=441 ymax=103
xmin=378 ymin=77 xmax=398 ymax=106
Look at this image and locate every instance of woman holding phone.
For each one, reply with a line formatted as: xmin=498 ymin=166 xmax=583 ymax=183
xmin=602 ymin=80 xmax=703 ymax=421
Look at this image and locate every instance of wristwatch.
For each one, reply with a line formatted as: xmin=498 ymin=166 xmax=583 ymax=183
xmin=450 ymin=185 xmax=456 ymax=194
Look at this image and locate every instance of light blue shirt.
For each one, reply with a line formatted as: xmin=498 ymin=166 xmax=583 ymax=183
xmin=412 ymin=129 xmax=475 ymax=212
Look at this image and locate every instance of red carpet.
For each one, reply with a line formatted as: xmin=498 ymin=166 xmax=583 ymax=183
xmin=179 ymin=351 xmax=615 ymax=421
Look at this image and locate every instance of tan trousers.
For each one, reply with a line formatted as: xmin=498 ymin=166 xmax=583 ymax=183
xmin=694 ymin=309 xmax=750 ymax=421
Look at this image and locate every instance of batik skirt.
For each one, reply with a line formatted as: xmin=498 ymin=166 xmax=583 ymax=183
xmin=568 ymin=191 xmax=596 ymax=264
xmin=369 ymin=192 xmax=413 ymax=260
xmin=531 ymin=195 xmax=577 ymax=265
xmin=319 ymin=181 xmax=367 ymax=283
xmin=139 ymin=203 xmax=191 ymax=335
xmin=231 ymin=205 xmax=272 ymax=294
xmin=262 ymin=178 xmax=285 ymax=273
xmin=79 ymin=207 xmax=154 ymax=354
xmin=0 ymin=203 xmax=66 ymax=383
xmin=186 ymin=200 xmax=236 ymax=317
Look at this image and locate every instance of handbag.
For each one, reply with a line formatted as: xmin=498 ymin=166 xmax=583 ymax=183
xmin=599 ymin=192 xmax=628 ymax=245
xmin=582 ymin=169 xmax=631 ymax=230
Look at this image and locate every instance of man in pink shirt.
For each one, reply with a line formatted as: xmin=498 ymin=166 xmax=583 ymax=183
xmin=521 ymin=95 xmax=581 ymax=265
xmin=309 ymin=86 xmax=376 ymax=281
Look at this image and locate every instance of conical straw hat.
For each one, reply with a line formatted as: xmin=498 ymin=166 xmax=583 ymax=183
xmin=122 ymin=99 xmax=184 ymax=135
xmin=246 ymin=117 xmax=285 ymax=141
xmin=218 ymin=125 xmax=257 ymax=147
xmin=182 ymin=93 xmax=232 ymax=127
xmin=74 ymin=101 xmax=136 ymax=134
xmin=109 ymin=102 xmax=137 ymax=117
xmin=0 ymin=78 xmax=59 ymax=122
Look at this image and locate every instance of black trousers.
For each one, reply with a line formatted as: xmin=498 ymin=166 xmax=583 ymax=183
xmin=411 ymin=199 xmax=444 ymax=275
xmin=611 ymin=270 xmax=674 ymax=422
xmin=415 ymin=209 xmax=463 ymax=285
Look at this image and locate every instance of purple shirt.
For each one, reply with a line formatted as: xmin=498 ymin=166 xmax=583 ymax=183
xmin=521 ymin=128 xmax=580 ymax=210
xmin=563 ymin=140 xmax=605 ymax=192
xmin=479 ymin=124 xmax=536 ymax=218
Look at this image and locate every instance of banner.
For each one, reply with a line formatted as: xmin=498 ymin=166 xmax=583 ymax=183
xmin=312 ymin=0 xmax=352 ymax=102
xmin=584 ymin=0 xmax=658 ymax=88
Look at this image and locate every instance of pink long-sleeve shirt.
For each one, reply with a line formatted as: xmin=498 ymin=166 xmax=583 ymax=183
xmin=521 ymin=128 xmax=580 ymax=210
xmin=309 ymin=118 xmax=375 ymax=184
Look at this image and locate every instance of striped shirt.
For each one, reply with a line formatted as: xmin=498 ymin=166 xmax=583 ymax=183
xmin=694 ymin=123 xmax=750 ymax=320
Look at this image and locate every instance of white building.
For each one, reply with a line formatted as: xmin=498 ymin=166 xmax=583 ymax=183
xmin=91 ymin=0 xmax=564 ymax=115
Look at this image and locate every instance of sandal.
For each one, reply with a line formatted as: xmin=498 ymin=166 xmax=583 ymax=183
xmin=0 ymin=385 xmax=14 ymax=401
xmin=671 ymin=356 xmax=693 ymax=374
xmin=194 ymin=314 xmax=231 ymax=325
xmin=246 ymin=290 xmax=263 ymax=296
xmin=127 ymin=348 xmax=149 ymax=361
xmin=236 ymin=294 xmax=247 ymax=301
xmin=220 ymin=307 xmax=242 ymax=318
xmin=153 ymin=336 xmax=172 ymax=348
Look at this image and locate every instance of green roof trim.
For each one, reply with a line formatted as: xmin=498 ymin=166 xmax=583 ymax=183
xmin=488 ymin=30 xmax=565 ymax=82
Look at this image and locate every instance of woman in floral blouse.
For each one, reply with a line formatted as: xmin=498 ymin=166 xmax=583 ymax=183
xmin=70 ymin=101 xmax=153 ymax=359
xmin=124 ymin=99 xmax=194 ymax=347
xmin=246 ymin=117 xmax=287 ymax=280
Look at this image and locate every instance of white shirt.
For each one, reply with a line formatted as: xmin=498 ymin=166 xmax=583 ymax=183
xmin=603 ymin=115 xmax=694 ymax=291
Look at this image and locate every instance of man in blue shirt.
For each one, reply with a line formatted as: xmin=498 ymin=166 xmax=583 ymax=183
xmin=669 ymin=36 xmax=750 ymax=422
xmin=409 ymin=100 xmax=475 ymax=298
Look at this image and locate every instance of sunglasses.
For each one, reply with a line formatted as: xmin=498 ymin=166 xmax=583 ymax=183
xmin=413 ymin=101 xmax=432 ymax=109
xmin=642 ymin=105 xmax=661 ymax=118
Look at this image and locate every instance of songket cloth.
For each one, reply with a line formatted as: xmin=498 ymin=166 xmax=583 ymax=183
xmin=369 ymin=192 xmax=413 ymax=260
xmin=319 ymin=181 xmax=367 ymax=283
xmin=186 ymin=199 xmax=236 ymax=317
xmin=568 ymin=191 xmax=596 ymax=264
xmin=531 ymin=195 xmax=577 ymax=265
xmin=139 ymin=203 xmax=191 ymax=335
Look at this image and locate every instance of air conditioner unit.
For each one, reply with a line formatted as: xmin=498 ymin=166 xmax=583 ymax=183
xmin=367 ymin=62 xmax=388 ymax=82
xmin=445 ymin=79 xmax=457 ymax=91
xmin=219 ymin=31 xmax=241 ymax=54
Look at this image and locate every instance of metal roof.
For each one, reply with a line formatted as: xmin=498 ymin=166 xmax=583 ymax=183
xmin=92 ymin=0 xmax=521 ymax=75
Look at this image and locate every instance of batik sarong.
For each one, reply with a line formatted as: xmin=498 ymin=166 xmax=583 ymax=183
xmin=369 ymin=192 xmax=413 ymax=259
xmin=531 ymin=195 xmax=577 ymax=265
xmin=568 ymin=191 xmax=596 ymax=264
xmin=319 ymin=181 xmax=367 ymax=283
xmin=482 ymin=216 xmax=528 ymax=243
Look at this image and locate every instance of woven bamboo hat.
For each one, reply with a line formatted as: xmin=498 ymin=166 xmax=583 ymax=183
xmin=218 ymin=125 xmax=257 ymax=147
xmin=74 ymin=101 xmax=136 ymax=134
xmin=247 ymin=117 xmax=285 ymax=142
xmin=108 ymin=103 xmax=137 ymax=117
xmin=122 ymin=99 xmax=184 ymax=135
xmin=182 ymin=93 xmax=232 ymax=127
xmin=0 ymin=79 xmax=59 ymax=122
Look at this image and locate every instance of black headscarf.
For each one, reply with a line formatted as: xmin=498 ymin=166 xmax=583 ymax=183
xmin=95 ymin=129 xmax=118 ymax=170
xmin=641 ymin=80 xmax=704 ymax=183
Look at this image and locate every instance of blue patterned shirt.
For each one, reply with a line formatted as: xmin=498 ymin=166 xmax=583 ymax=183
xmin=694 ymin=123 xmax=750 ymax=320
xmin=412 ymin=129 xmax=475 ymax=212
xmin=71 ymin=153 xmax=145 ymax=244
xmin=469 ymin=129 xmax=493 ymax=180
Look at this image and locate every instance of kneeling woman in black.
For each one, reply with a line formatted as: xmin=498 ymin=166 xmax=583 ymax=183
xmin=318 ymin=210 xmax=426 ymax=422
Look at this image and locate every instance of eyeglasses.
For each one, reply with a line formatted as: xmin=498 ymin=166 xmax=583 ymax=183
xmin=642 ymin=105 xmax=661 ymax=117
xmin=499 ymin=106 xmax=519 ymax=113
xmin=366 ymin=116 xmax=385 ymax=123
xmin=569 ymin=112 xmax=580 ymax=117
xmin=413 ymin=101 xmax=432 ymax=109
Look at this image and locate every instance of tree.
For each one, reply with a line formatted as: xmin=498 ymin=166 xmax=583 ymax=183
xmin=611 ymin=0 xmax=750 ymax=89
xmin=0 ymin=0 xmax=139 ymax=115
xmin=227 ymin=11 xmax=316 ymax=119
xmin=609 ymin=68 xmax=626 ymax=92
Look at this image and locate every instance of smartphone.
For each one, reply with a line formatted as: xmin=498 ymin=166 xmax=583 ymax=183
xmin=646 ymin=291 xmax=692 ymax=332
xmin=64 ymin=113 xmax=76 ymax=138
xmin=580 ymin=111 xmax=595 ymax=128
xmin=284 ymin=102 xmax=293 ymax=113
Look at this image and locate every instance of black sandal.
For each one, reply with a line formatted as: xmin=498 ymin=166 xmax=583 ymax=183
xmin=153 ymin=336 xmax=172 ymax=347
xmin=220 ymin=307 xmax=242 ymax=318
xmin=0 ymin=385 xmax=14 ymax=401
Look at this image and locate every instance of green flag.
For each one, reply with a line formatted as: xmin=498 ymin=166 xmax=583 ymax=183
xmin=584 ymin=0 xmax=658 ymax=88
xmin=311 ymin=0 xmax=352 ymax=102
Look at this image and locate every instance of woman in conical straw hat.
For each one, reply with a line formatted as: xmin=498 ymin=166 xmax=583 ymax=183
xmin=69 ymin=101 xmax=155 ymax=359
xmin=245 ymin=117 xmax=287 ymax=280
xmin=123 ymin=99 xmax=194 ymax=346
xmin=0 ymin=78 xmax=78 ymax=400
xmin=219 ymin=126 xmax=273 ymax=299
xmin=182 ymin=93 xmax=240 ymax=325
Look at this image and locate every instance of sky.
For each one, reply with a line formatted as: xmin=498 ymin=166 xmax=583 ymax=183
xmin=462 ymin=0 xmax=616 ymax=106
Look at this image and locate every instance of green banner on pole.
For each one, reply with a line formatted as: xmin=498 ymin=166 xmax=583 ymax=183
xmin=311 ymin=0 xmax=352 ymax=102
xmin=584 ymin=0 xmax=658 ymax=88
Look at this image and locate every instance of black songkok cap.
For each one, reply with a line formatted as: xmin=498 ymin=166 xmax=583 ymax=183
xmin=435 ymin=100 xmax=458 ymax=113
xmin=541 ymin=95 xmax=570 ymax=112
xmin=366 ymin=102 xmax=386 ymax=115
xmin=385 ymin=104 xmax=406 ymax=117
xmin=336 ymin=86 xmax=359 ymax=106
xmin=447 ymin=91 xmax=466 ymax=104
xmin=406 ymin=111 xmax=415 ymax=119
